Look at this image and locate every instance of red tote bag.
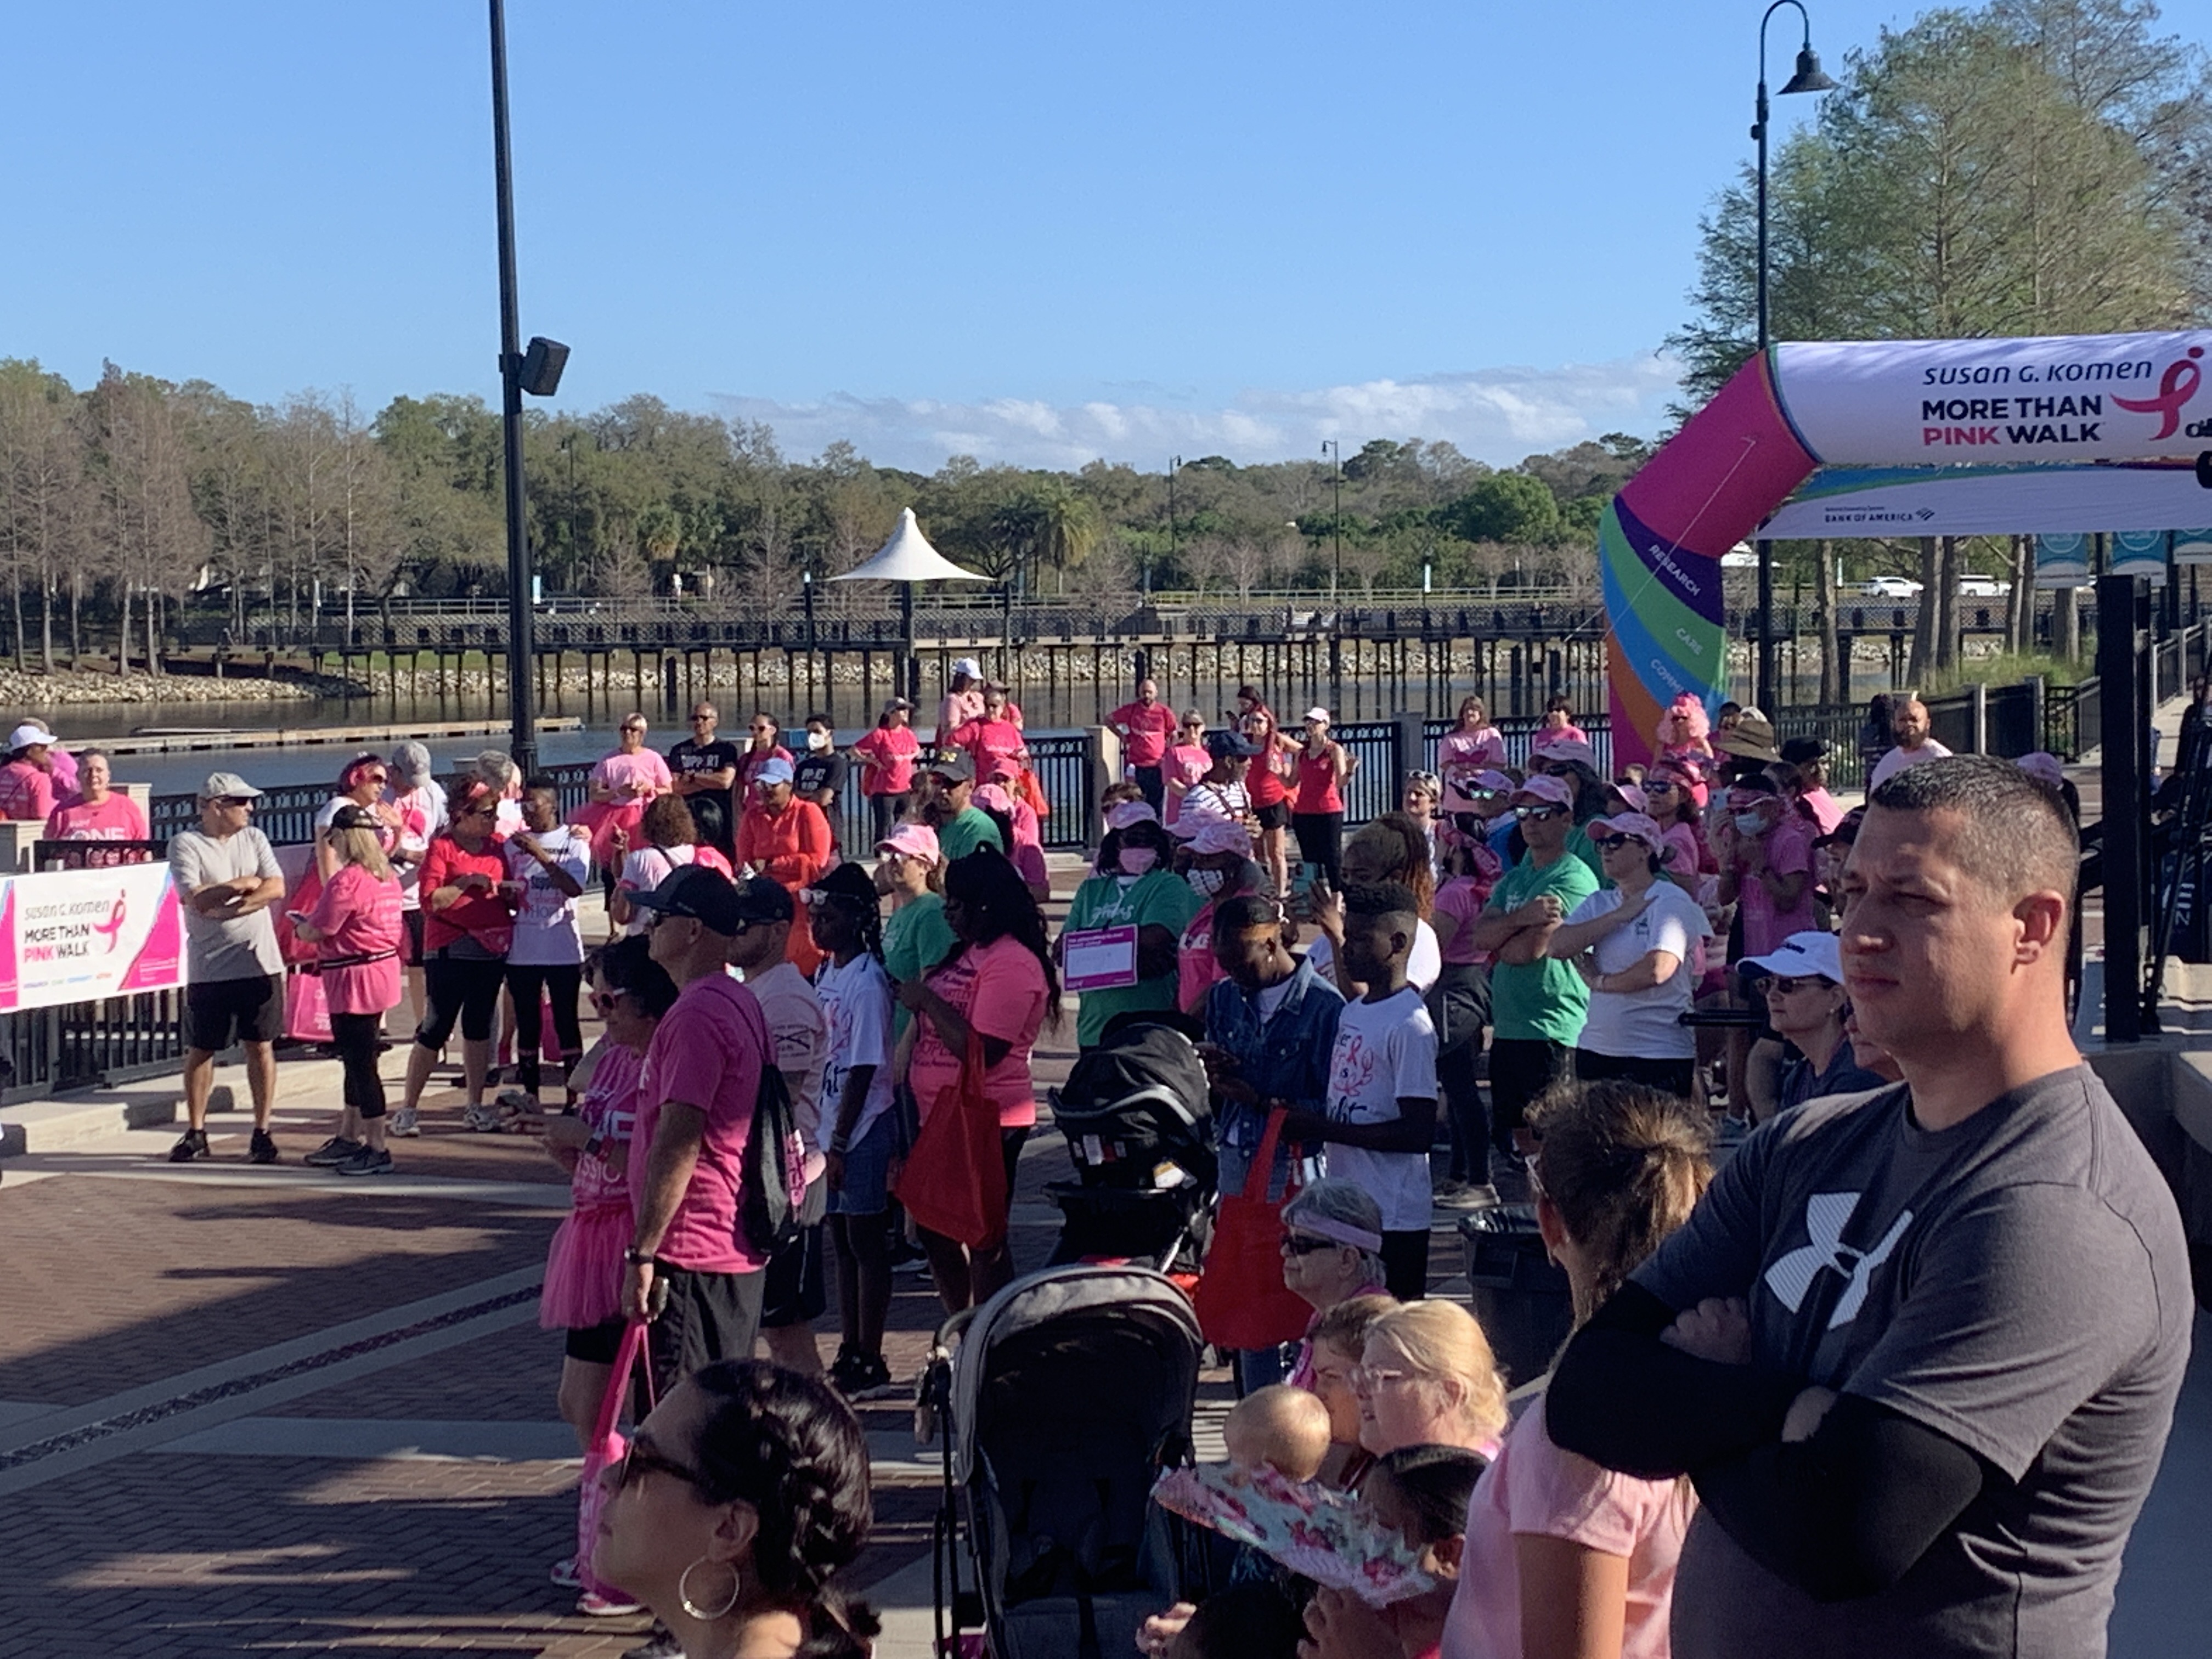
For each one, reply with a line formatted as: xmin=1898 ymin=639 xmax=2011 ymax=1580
xmin=1193 ymin=1108 xmax=1313 ymax=1350
xmin=893 ymin=1034 xmax=1007 ymax=1250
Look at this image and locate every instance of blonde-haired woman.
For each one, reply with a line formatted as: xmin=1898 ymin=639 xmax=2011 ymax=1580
xmin=1442 ymin=1079 xmax=1709 ymax=1659
xmin=297 ymin=804 xmax=406 ymax=1177
xmin=1356 ymin=1299 xmax=1510 ymax=1459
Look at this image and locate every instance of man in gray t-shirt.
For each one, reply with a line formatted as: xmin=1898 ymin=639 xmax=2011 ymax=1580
xmin=1550 ymin=757 xmax=2191 ymax=1658
xmin=166 ymin=773 xmax=288 ymax=1165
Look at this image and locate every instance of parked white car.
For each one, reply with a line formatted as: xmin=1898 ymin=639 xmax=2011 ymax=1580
xmin=1860 ymin=577 xmax=1924 ymax=599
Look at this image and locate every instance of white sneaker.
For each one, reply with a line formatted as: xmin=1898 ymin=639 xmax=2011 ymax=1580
xmin=388 ymin=1107 xmax=420 ymax=1138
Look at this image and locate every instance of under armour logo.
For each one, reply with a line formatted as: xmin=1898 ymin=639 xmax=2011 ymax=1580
xmin=1764 ymin=1193 xmax=1913 ymax=1330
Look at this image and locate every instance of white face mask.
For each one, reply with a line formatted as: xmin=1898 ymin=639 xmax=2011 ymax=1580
xmin=806 ymin=730 xmax=832 ymax=752
xmin=1187 ymin=865 xmax=1227 ymax=898
xmin=1734 ymin=810 xmax=1770 ymax=837
xmin=1119 ymin=846 xmax=1160 ymax=877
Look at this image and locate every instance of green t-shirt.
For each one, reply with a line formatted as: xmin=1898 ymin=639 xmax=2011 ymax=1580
xmin=1487 ymin=851 xmax=1601 ymax=1044
xmin=1063 ymin=868 xmax=1203 ymax=1047
xmin=1565 ymin=823 xmax=1608 ymax=887
xmin=883 ymin=892 xmax=957 ymax=1040
xmin=939 ymin=806 xmax=1006 ymax=862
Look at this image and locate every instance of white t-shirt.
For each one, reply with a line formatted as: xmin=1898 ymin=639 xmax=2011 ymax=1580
xmin=1304 ymin=918 xmax=1443 ymax=995
xmin=1319 ymin=987 xmax=1439 ymax=1232
xmin=617 ymin=844 xmax=697 ymax=936
xmin=1565 ymin=882 xmax=1710 ymax=1060
xmin=815 ymin=953 xmax=897 ymax=1147
xmin=504 ymin=826 xmax=590 ymax=966
xmin=743 ymin=960 xmax=827 ymax=1151
xmin=1869 ymin=738 xmax=1955 ymax=789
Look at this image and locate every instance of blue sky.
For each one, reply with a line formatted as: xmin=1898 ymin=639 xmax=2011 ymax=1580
xmin=9 ymin=1 xmax=2211 ymax=470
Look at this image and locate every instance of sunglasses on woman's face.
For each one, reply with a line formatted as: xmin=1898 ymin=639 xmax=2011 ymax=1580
xmin=1279 ymin=1232 xmax=1339 ymax=1256
xmin=616 ymin=1436 xmax=706 ymax=1493
xmin=589 ymin=988 xmax=630 ymax=1014
xmin=1589 ymin=832 xmax=1633 ymax=851
xmin=1515 ymin=804 xmax=1566 ymax=822
xmin=1764 ymin=975 xmax=1829 ymax=997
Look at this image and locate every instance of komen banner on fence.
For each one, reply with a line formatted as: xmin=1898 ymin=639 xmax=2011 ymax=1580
xmin=1605 ymin=329 xmax=2212 ymax=766
xmin=0 ymin=862 xmax=185 ymax=1013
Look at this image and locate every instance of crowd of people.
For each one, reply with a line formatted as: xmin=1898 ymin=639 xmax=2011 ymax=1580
xmin=57 ymin=663 xmax=2185 ymax=1659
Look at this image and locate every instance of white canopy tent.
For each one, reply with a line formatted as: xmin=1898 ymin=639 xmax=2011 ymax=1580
xmin=828 ymin=508 xmax=989 ymax=700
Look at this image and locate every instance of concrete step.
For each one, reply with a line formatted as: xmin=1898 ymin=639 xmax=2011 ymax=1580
xmin=0 ymin=1085 xmax=192 ymax=1156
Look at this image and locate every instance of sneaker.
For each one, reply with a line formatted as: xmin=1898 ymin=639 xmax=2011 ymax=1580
xmin=496 ymin=1087 xmax=539 ymax=1113
xmin=303 ymin=1135 xmax=364 ymax=1168
xmin=462 ymin=1101 xmax=512 ymax=1132
xmin=388 ymin=1107 xmax=420 ymax=1138
xmin=579 ymin=1590 xmax=646 ymax=1617
xmin=247 ymin=1128 xmax=280 ymax=1165
xmin=335 ymin=1146 xmax=394 ymax=1177
xmin=851 ymin=1355 xmax=899 ymax=1400
xmin=1432 ymin=1180 xmax=1498 ymax=1212
xmin=623 ymin=1628 xmax=684 ymax=1659
xmin=167 ymin=1128 xmax=210 ymax=1163
xmin=826 ymin=1350 xmax=870 ymax=1395
xmin=549 ymin=1555 xmax=583 ymax=1589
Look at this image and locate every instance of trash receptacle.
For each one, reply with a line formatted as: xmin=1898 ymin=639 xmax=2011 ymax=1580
xmin=1458 ymin=1206 xmax=1575 ymax=1387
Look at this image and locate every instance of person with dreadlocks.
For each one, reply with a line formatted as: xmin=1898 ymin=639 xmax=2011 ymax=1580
xmin=806 ymin=860 xmax=903 ymax=1400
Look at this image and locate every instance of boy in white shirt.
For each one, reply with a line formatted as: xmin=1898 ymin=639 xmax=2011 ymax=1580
xmin=1282 ymin=881 xmax=1440 ymax=1301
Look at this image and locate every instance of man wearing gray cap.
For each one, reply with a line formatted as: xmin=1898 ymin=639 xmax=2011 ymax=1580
xmin=166 ymin=772 xmax=289 ymax=1164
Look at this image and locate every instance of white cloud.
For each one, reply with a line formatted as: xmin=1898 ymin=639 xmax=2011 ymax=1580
xmin=709 ymin=354 xmax=1683 ymax=472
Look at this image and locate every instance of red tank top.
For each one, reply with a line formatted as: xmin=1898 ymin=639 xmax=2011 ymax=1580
xmin=1245 ymin=742 xmax=1288 ymax=807
xmin=1294 ymin=744 xmax=1344 ymax=814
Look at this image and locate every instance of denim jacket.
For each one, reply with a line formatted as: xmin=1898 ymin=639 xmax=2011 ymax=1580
xmin=1204 ymin=955 xmax=1345 ymax=1195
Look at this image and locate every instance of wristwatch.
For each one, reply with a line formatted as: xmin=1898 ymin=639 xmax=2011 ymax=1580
xmin=623 ymin=1246 xmax=658 ymax=1267
xmin=583 ymin=1133 xmax=605 ymax=1160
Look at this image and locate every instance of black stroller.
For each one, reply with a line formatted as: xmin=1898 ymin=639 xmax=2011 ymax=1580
xmin=1043 ymin=1011 xmax=1216 ymax=1273
xmin=917 ymin=1265 xmax=1204 ymax=1659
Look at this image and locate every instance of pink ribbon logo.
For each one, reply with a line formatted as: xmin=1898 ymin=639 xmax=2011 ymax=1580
xmin=2113 ymin=347 xmax=2204 ymax=439
xmin=93 ymin=893 xmax=126 ymax=952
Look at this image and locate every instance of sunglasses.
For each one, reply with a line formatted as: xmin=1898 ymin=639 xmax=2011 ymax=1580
xmin=1763 ymin=975 xmax=1831 ymax=996
xmin=617 ymin=1437 xmax=706 ymax=1493
xmin=1644 ymin=778 xmax=1680 ymax=792
xmin=213 ymin=797 xmax=254 ymax=809
xmin=1515 ymin=804 xmax=1567 ymax=822
xmin=1588 ymin=832 xmax=1638 ymax=851
xmin=589 ymin=988 xmax=631 ymax=1014
xmin=1279 ymin=1232 xmax=1340 ymax=1256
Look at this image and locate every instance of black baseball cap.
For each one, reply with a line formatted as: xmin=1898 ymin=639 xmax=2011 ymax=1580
xmin=808 ymin=861 xmax=879 ymax=909
xmin=923 ymin=748 xmax=976 ymax=783
xmin=1780 ymin=735 xmax=1833 ymax=766
xmin=1204 ymin=729 xmax=1261 ymax=760
xmin=628 ymin=866 xmax=748 ymax=935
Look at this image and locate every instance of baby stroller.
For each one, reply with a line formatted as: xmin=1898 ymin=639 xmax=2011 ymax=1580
xmin=1044 ymin=1011 xmax=1216 ymax=1273
xmin=919 ymin=1265 xmax=1204 ymax=1659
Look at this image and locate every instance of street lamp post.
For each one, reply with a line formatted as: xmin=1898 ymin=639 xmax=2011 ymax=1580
xmin=1164 ymin=455 xmax=1182 ymax=596
xmin=1322 ymin=439 xmax=1343 ymax=603
xmin=1752 ymin=0 xmax=1835 ymax=713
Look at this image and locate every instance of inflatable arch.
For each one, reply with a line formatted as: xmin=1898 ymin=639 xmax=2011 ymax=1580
xmin=1601 ymin=328 xmax=2212 ymax=766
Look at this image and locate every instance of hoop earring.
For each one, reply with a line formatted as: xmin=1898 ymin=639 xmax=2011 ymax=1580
xmin=679 ymin=1556 xmax=741 ymax=1621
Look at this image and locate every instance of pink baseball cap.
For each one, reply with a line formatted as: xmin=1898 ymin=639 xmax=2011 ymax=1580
xmin=1105 ymin=800 xmax=1159 ymax=831
xmin=874 ymin=823 xmax=941 ymax=862
xmin=1512 ymin=775 xmax=1575 ymax=809
xmin=989 ymin=754 xmax=1023 ymax=782
xmin=1181 ymin=819 xmax=1252 ymax=856
xmin=1588 ymin=812 xmax=1664 ymax=850
xmin=1610 ymin=783 xmax=1649 ymax=815
xmin=974 ymin=782 xmax=1017 ymax=815
xmin=1534 ymin=737 xmax=1598 ymax=769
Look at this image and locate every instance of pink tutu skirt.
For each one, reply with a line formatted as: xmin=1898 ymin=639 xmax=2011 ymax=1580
xmin=540 ymin=1200 xmax=631 ymax=1331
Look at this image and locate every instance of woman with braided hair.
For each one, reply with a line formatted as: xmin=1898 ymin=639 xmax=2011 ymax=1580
xmin=592 ymin=1359 xmax=877 ymax=1659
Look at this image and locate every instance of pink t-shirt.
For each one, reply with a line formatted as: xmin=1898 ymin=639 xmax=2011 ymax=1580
xmin=1438 ymin=726 xmax=1507 ymax=777
xmin=308 ymin=864 xmax=405 ymax=1017
xmin=1658 ymin=821 xmax=1704 ymax=883
xmin=1735 ymin=813 xmax=1819 ymax=960
xmin=853 ymin=725 xmax=920 ymax=796
xmin=1161 ymin=743 xmax=1210 ymax=826
xmin=1432 ymin=878 xmax=1486 ymax=967
xmin=46 ymin=794 xmax=148 ymax=842
xmin=907 ymin=933 xmax=1049 ymax=1129
xmin=952 ymin=717 xmax=1026 ymax=778
xmin=1443 ymin=1394 xmax=1691 ymax=1659
xmin=0 ymin=760 xmax=54 ymax=823
xmin=592 ymin=748 xmax=672 ymax=801
xmin=1177 ymin=899 xmax=1224 ymax=1013
xmin=936 ymin=689 xmax=983 ymax=742
xmin=1109 ymin=701 xmax=1178 ymax=768
xmin=634 ymin=974 xmax=769 ymax=1274
xmin=572 ymin=1043 xmax=641 ymax=1211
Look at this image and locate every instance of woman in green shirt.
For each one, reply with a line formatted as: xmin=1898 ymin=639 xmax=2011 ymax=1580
xmin=1060 ymin=805 xmax=1200 ymax=1048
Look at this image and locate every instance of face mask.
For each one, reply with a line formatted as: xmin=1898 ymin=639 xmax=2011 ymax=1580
xmin=806 ymin=730 xmax=832 ymax=752
xmin=1734 ymin=811 xmax=1769 ymax=837
xmin=1187 ymin=866 xmax=1226 ymax=898
xmin=1119 ymin=846 xmax=1159 ymax=877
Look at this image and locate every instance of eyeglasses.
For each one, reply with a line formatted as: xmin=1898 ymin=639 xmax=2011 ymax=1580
xmin=1515 ymin=805 xmax=1566 ymax=822
xmin=617 ymin=1438 xmax=707 ymax=1493
xmin=1279 ymin=1232 xmax=1340 ymax=1256
xmin=1348 ymin=1364 xmax=1416 ymax=1392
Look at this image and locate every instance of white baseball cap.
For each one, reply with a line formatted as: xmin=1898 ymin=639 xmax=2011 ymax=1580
xmin=952 ymin=657 xmax=984 ymax=679
xmin=1742 ymin=930 xmax=1843 ymax=984
xmin=8 ymin=724 xmax=55 ymax=751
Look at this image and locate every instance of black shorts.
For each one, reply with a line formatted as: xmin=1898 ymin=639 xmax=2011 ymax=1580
xmin=403 ymin=907 xmax=426 ymax=967
xmin=185 ymin=972 xmax=284 ymax=1052
xmin=643 ymin=1263 xmax=766 ymax=1400
xmin=760 ymin=1222 xmax=828 ymax=1328
xmin=564 ymin=1317 xmax=625 ymax=1364
xmin=1254 ymin=800 xmax=1290 ymax=832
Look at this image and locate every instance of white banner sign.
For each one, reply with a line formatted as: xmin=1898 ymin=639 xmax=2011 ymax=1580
xmin=1759 ymin=460 xmax=2212 ymax=539
xmin=0 ymin=861 xmax=185 ymax=1012
xmin=1774 ymin=331 xmax=2212 ymax=465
